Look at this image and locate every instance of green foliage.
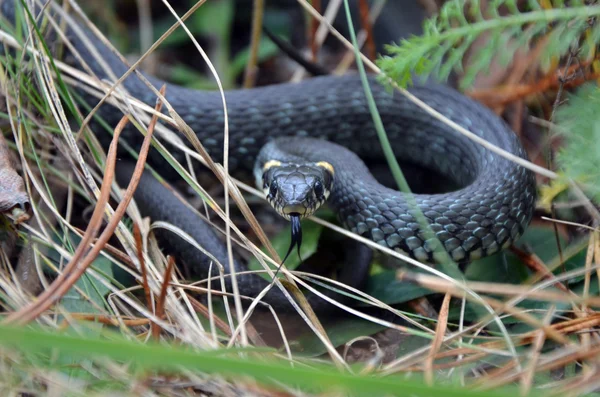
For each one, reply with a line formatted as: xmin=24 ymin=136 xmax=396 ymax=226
xmin=248 ymin=219 xmax=323 ymax=277
xmin=377 ymin=0 xmax=600 ymax=89
xmin=143 ymin=0 xmax=278 ymax=89
xmin=556 ymin=83 xmax=600 ymax=205
xmin=0 ymin=325 xmax=542 ymax=397
xmin=58 ymin=255 xmax=115 ymax=320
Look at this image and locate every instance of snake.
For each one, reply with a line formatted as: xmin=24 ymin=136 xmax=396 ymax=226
xmin=1 ymin=1 xmax=537 ymax=312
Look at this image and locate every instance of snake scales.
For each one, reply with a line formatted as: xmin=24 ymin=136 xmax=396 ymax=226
xmin=1 ymin=1 xmax=536 ymax=312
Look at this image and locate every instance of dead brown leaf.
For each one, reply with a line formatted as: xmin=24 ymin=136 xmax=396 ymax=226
xmin=0 ymin=132 xmax=30 ymax=224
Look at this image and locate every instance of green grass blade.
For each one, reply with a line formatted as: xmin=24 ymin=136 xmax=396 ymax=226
xmin=0 ymin=324 xmax=537 ymax=397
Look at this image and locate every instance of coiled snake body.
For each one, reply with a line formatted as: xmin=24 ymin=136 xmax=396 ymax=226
xmin=1 ymin=1 xmax=536 ymax=311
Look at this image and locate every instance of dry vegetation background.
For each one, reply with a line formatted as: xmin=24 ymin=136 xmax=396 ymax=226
xmin=1 ymin=0 xmax=600 ymax=396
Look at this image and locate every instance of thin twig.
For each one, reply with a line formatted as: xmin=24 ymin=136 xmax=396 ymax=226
xmin=134 ymin=222 xmax=153 ymax=315
xmin=357 ymin=0 xmax=376 ymax=61
xmin=425 ymin=293 xmax=451 ymax=385
xmin=243 ymin=0 xmax=264 ymax=88
xmin=152 ymin=255 xmax=175 ymax=339
xmin=309 ymin=0 xmax=321 ymax=61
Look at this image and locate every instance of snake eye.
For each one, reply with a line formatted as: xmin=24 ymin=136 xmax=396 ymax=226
xmin=314 ymin=180 xmax=324 ymax=198
xmin=268 ymin=181 xmax=278 ymax=198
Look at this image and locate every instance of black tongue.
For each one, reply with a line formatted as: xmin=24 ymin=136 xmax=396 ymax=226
xmin=273 ymin=214 xmax=303 ymax=280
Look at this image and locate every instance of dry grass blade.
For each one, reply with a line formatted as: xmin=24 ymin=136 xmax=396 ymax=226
xmin=3 ymin=83 xmax=164 ymax=325
xmin=133 ymin=222 xmax=153 ymax=313
xmin=395 ymin=271 xmax=600 ymax=307
xmin=425 ymin=292 xmax=451 ymax=385
xmin=519 ymin=306 xmax=556 ymax=396
xmin=57 ymin=314 xmax=151 ymax=328
xmin=511 ymin=248 xmax=570 ymax=293
xmin=2 ymin=115 xmax=130 ymax=324
xmin=151 ymin=255 xmax=175 ymax=339
xmin=291 ymin=0 xmax=339 ymax=82
xmin=243 ymin=0 xmax=264 ymax=88
xmin=468 ymin=61 xmax=599 ymax=107
xmin=309 ymin=0 xmax=322 ymax=61
xmin=186 ymin=295 xmax=269 ymax=348
xmin=405 ymin=311 xmax=600 ymax=378
xmin=356 ymin=0 xmax=376 ymax=61
xmin=70 ymin=226 xmax=136 ymax=267
xmin=478 ymin=342 xmax=600 ymax=391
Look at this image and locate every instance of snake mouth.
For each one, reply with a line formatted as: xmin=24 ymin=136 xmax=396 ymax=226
xmin=282 ymin=203 xmax=307 ymax=217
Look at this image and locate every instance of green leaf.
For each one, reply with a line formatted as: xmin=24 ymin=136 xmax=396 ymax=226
xmin=192 ymin=0 xmax=234 ymax=39
xmin=248 ymin=220 xmax=324 ymax=279
xmin=229 ymin=37 xmax=279 ymax=78
xmin=363 ymin=270 xmax=433 ymax=305
xmin=467 ymin=224 xmax=587 ymax=281
xmin=60 ymin=256 xmax=114 ymax=316
xmin=291 ymin=317 xmax=388 ymax=357
xmin=464 ymin=253 xmax=527 ymax=285
xmin=44 ymin=232 xmax=115 ymax=324
xmin=165 ymin=63 xmax=221 ymax=89
xmin=556 ymin=83 xmax=600 ymax=205
xmin=0 ymin=325 xmax=547 ymax=397
xmin=377 ymin=3 xmax=600 ymax=89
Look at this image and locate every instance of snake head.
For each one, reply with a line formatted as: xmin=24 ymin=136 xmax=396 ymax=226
xmin=259 ymin=160 xmax=334 ymax=220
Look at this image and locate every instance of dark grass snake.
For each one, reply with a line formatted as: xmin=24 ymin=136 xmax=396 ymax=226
xmin=1 ymin=1 xmax=537 ymax=313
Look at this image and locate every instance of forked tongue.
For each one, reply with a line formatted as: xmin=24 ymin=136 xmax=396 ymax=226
xmin=272 ymin=214 xmax=303 ymax=280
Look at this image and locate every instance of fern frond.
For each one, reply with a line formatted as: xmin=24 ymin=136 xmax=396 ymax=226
xmin=377 ymin=0 xmax=600 ymax=88
xmin=556 ymin=83 xmax=600 ymax=205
